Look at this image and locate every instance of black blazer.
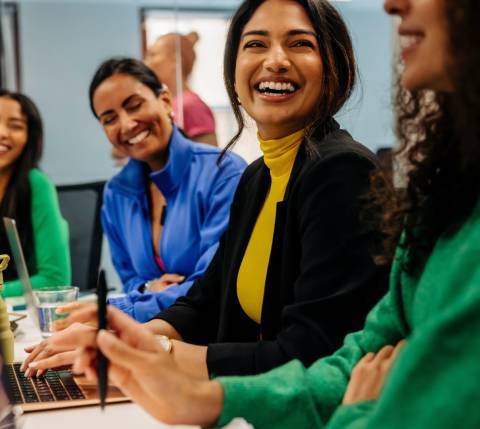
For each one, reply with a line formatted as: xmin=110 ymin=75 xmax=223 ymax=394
xmin=156 ymin=122 xmax=389 ymax=376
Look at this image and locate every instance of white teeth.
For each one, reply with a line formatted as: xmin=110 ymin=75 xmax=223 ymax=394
xmin=128 ymin=129 xmax=150 ymax=145
xmin=257 ymin=81 xmax=297 ymax=93
xmin=400 ymin=35 xmax=422 ymax=49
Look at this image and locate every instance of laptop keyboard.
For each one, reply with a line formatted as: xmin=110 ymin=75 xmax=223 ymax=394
xmin=5 ymin=363 xmax=86 ymax=404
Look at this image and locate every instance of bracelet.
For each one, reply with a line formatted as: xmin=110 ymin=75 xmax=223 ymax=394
xmin=144 ymin=279 xmax=158 ymax=291
xmin=155 ymin=335 xmax=173 ymax=353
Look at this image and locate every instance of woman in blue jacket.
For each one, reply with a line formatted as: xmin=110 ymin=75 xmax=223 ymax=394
xmin=91 ymin=58 xmax=246 ymax=322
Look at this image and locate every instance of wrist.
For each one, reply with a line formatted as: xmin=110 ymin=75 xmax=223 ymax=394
xmin=183 ymin=380 xmax=224 ymax=427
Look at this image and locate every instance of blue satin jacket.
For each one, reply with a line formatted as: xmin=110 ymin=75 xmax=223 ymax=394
xmin=103 ymin=126 xmax=246 ymax=322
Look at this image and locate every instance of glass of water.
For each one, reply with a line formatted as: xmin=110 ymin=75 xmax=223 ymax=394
xmin=33 ymin=286 xmax=79 ymax=337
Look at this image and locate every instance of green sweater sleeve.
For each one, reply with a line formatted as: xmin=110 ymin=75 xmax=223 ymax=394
xmin=3 ymin=169 xmax=71 ymax=297
xmin=325 ymin=258 xmax=480 ymax=429
xmin=219 ymin=202 xmax=480 ymax=429
xmin=217 ymin=270 xmax=407 ymax=429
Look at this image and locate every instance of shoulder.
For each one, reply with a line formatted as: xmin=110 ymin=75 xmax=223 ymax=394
xmin=28 ymin=168 xmax=57 ymax=196
xmin=190 ymin=143 xmax=247 ymax=176
xmin=230 ymin=157 xmax=266 ymax=200
xmin=183 ymin=91 xmax=212 ymax=113
xmin=296 ymin=129 xmax=379 ymax=184
xmin=309 ymin=128 xmax=378 ymax=168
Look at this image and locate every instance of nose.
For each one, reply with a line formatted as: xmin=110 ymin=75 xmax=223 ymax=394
xmin=0 ymin=122 xmax=8 ymax=140
xmin=384 ymin=0 xmax=408 ymax=16
xmin=264 ymin=45 xmax=290 ymax=74
xmin=118 ymin=112 xmax=137 ymax=137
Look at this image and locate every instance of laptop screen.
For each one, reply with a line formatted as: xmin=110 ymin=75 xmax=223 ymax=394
xmin=3 ymin=218 xmax=40 ymax=329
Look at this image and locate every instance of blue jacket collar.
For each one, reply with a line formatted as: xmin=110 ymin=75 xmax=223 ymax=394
xmin=109 ymin=126 xmax=193 ymax=198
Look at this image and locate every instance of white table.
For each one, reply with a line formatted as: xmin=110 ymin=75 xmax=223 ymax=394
xmin=13 ymin=315 xmax=199 ymax=429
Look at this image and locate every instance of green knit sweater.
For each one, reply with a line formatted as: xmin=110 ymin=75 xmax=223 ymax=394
xmin=218 ymin=198 xmax=480 ymax=429
xmin=3 ymin=169 xmax=71 ymax=297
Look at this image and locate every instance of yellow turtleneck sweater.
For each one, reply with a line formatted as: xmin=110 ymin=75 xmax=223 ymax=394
xmin=237 ymin=129 xmax=304 ymax=323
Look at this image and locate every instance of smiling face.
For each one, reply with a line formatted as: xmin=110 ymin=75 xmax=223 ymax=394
xmin=385 ymin=0 xmax=452 ymax=92
xmin=0 ymin=97 xmax=28 ymax=174
xmin=235 ymin=0 xmax=324 ymax=139
xmin=92 ymin=74 xmax=173 ymax=171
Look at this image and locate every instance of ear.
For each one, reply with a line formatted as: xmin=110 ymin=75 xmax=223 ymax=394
xmin=158 ymin=85 xmax=174 ymax=117
xmin=186 ymin=31 xmax=199 ymax=46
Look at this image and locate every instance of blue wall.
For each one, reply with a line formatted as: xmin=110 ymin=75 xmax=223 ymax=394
xmin=20 ymin=1 xmax=141 ymax=184
xmin=335 ymin=2 xmax=394 ymax=150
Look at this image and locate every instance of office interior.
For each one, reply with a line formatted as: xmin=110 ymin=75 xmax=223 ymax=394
xmin=0 ymin=0 xmax=394 ymax=289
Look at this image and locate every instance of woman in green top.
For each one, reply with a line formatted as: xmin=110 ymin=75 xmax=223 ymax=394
xmin=38 ymin=0 xmax=480 ymax=427
xmin=0 ymin=90 xmax=70 ymax=297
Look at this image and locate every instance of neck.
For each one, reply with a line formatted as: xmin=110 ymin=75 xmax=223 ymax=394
xmin=145 ymin=155 xmax=167 ymax=173
xmin=0 ymin=168 xmax=14 ymax=203
xmin=257 ymin=124 xmax=305 ymax=141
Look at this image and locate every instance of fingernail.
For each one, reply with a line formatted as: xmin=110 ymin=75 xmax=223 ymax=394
xmin=28 ymin=362 xmax=38 ymax=369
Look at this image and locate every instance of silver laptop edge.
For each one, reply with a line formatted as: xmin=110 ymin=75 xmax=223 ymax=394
xmin=3 ymin=217 xmax=40 ymax=330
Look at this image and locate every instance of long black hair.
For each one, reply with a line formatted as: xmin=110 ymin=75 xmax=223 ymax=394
xmin=0 ymin=90 xmax=43 ymax=280
xmin=89 ymin=57 xmax=164 ymax=117
xmin=223 ymin=0 xmax=357 ymax=153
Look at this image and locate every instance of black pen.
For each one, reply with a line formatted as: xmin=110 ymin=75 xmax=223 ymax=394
xmin=96 ymin=269 xmax=108 ymax=410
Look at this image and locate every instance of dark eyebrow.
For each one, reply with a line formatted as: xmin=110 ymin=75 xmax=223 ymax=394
xmin=8 ymin=117 xmax=26 ymax=124
xmin=241 ymin=29 xmax=317 ymax=40
xmin=98 ymin=94 xmax=140 ymax=118
xmin=241 ymin=30 xmax=268 ymax=39
xmin=287 ymin=29 xmax=317 ymax=38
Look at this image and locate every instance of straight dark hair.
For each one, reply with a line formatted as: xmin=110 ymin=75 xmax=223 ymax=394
xmin=0 ymin=90 xmax=43 ymax=279
xmin=88 ymin=57 xmax=164 ymax=117
xmin=223 ymin=0 xmax=356 ymax=155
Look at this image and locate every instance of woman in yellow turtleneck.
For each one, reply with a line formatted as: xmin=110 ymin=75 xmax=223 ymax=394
xmin=25 ymin=0 xmax=389 ymax=384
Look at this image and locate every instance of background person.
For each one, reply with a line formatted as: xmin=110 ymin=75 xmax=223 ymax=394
xmin=90 ymin=58 xmax=246 ymax=323
xmin=0 ymin=90 xmax=70 ymax=297
xmin=145 ymin=31 xmax=218 ymax=146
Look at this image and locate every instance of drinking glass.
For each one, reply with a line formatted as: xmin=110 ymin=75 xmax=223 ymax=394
xmin=33 ymin=286 xmax=79 ymax=337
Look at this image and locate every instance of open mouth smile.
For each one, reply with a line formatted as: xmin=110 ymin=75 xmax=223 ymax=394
xmin=0 ymin=143 xmax=12 ymax=154
xmin=254 ymin=80 xmax=300 ymax=98
xmin=125 ymin=129 xmax=151 ymax=146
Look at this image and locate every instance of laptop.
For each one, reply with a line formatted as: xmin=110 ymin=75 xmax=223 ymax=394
xmin=2 ymin=217 xmax=128 ymax=412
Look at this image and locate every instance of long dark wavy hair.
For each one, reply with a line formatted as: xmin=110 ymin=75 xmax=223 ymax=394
xmin=370 ymin=0 xmax=480 ymax=274
xmin=222 ymin=0 xmax=356 ymax=154
xmin=0 ymin=90 xmax=43 ymax=280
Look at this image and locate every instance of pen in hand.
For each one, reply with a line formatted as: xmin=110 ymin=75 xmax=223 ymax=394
xmin=96 ymin=269 xmax=109 ymax=410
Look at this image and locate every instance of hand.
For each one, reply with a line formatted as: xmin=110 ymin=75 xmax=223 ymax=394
xmin=146 ymin=273 xmax=186 ymax=292
xmin=22 ymin=322 xmax=96 ymax=377
xmin=48 ymin=302 xmax=99 ymax=332
xmin=342 ymin=340 xmax=406 ymax=405
xmin=53 ymin=300 xmax=97 ymax=331
xmin=75 ymin=306 xmax=223 ymax=426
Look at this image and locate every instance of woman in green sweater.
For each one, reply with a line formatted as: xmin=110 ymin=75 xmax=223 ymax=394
xmin=0 ymin=90 xmax=70 ymax=297
xmin=39 ymin=0 xmax=480 ymax=427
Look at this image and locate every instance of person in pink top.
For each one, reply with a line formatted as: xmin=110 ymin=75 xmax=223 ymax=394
xmin=145 ymin=31 xmax=217 ymax=146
